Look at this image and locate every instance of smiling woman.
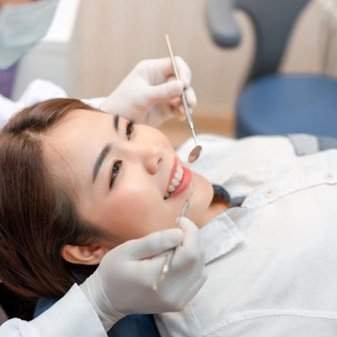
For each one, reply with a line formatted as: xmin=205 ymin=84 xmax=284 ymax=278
xmin=2 ymin=98 xmax=337 ymax=336
xmin=0 ymin=98 xmax=217 ymax=299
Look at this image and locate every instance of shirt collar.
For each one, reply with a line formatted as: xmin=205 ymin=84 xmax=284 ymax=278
xmin=200 ymin=210 xmax=245 ymax=265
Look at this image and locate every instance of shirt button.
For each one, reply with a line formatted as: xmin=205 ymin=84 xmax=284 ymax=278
xmin=264 ymin=188 xmax=274 ymax=197
xmin=325 ymin=172 xmax=335 ymax=182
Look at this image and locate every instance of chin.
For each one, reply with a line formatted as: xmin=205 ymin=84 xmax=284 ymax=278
xmin=188 ymin=173 xmax=213 ymax=226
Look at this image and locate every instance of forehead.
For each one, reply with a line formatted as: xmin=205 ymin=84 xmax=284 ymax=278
xmin=45 ymin=109 xmax=112 ymax=148
xmin=44 ymin=108 xmax=112 ymax=157
xmin=52 ymin=108 xmax=109 ymax=134
xmin=42 ymin=109 xmax=112 ymax=190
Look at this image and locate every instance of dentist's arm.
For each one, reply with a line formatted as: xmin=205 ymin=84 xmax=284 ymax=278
xmin=1 ymin=58 xmax=196 ymax=129
xmin=80 ymin=218 xmax=206 ymax=331
xmin=100 ymin=57 xmax=197 ymax=126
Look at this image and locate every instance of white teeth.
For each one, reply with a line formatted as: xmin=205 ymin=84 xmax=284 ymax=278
xmin=168 ymin=185 xmax=175 ymax=192
xmin=175 ymin=166 xmax=183 ymax=180
xmin=165 ymin=164 xmax=184 ymax=199
xmin=172 ymin=178 xmax=179 ymax=186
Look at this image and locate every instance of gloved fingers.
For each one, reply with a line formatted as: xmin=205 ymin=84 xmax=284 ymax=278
xmin=174 ymin=271 xmax=208 ymax=309
xmin=155 ymin=267 xmax=207 ymax=312
xmin=137 ymin=58 xmax=175 ymax=82
xmin=174 ymin=87 xmax=197 ymax=118
xmin=172 ymin=217 xmax=206 ymax=270
xmin=142 ymin=57 xmax=192 ymax=87
xmin=176 ymin=216 xmax=201 ymax=240
xmin=142 ymin=57 xmax=188 ymax=80
xmin=184 ymin=86 xmax=197 ymax=108
xmin=174 ymin=56 xmax=192 ymax=88
xmin=165 ymin=59 xmax=196 ymax=109
xmin=167 ymin=86 xmax=197 ymax=121
xmin=144 ymin=80 xmax=184 ymax=105
xmin=125 ymin=228 xmax=184 ymax=260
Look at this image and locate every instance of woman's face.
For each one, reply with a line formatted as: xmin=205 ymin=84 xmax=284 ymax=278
xmin=43 ymin=109 xmax=213 ymax=247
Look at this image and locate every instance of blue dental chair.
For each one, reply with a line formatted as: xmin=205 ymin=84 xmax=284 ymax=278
xmin=206 ymin=0 xmax=337 ymax=138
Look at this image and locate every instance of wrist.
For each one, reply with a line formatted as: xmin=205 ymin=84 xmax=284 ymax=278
xmin=81 ymin=97 xmax=104 ymax=110
xmin=32 ymin=285 xmax=107 ymax=337
xmin=80 ymin=273 xmax=125 ymax=331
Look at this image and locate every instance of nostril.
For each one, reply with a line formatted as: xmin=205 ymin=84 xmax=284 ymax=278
xmin=153 ymin=157 xmax=162 ymax=173
xmin=151 ymin=157 xmax=162 ymax=175
xmin=143 ymin=146 xmax=163 ymax=174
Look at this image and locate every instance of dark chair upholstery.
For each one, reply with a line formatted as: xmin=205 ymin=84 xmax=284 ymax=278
xmin=206 ymin=0 xmax=337 ymax=138
xmin=0 ymin=284 xmax=36 ymax=321
xmin=34 ymin=297 xmax=161 ymax=337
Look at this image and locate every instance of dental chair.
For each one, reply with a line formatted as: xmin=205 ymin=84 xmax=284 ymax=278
xmin=35 ymin=297 xmax=161 ymax=337
xmin=206 ymin=0 xmax=337 ymax=138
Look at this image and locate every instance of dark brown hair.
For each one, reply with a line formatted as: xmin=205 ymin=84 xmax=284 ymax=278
xmin=0 ymin=98 xmax=105 ymax=299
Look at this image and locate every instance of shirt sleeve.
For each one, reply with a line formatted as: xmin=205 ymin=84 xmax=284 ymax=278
xmin=0 ymin=285 xmax=107 ymax=337
xmin=0 ymin=79 xmax=104 ymax=130
xmin=81 ymin=97 xmax=104 ymax=110
xmin=0 ymin=79 xmax=67 ymax=129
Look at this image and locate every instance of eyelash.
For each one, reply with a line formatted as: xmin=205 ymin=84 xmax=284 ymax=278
xmin=109 ymin=120 xmax=134 ymax=189
xmin=126 ymin=120 xmax=134 ymax=140
xmin=109 ymin=160 xmax=122 ymax=189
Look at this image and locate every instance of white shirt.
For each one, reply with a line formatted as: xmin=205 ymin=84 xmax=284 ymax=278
xmin=0 ymin=285 xmax=106 ymax=337
xmin=157 ymin=135 xmax=337 ymax=336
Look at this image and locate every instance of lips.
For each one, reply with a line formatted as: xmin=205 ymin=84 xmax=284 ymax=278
xmin=164 ymin=158 xmax=191 ymax=200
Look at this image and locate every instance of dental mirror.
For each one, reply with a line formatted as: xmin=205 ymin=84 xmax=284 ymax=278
xmin=188 ymin=145 xmax=202 ymax=163
xmin=165 ymin=34 xmax=202 ymax=163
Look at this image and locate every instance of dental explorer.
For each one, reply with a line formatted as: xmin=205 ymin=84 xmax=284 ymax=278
xmin=153 ymin=184 xmax=193 ymax=290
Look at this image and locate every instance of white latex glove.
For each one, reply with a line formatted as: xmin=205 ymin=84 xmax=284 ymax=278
xmin=100 ymin=57 xmax=197 ymax=126
xmin=80 ymin=218 xmax=206 ymax=331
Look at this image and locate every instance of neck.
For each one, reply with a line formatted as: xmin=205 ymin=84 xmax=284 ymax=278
xmin=195 ymin=196 xmax=229 ymax=228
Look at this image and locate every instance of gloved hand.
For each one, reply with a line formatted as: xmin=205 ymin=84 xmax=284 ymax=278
xmin=100 ymin=57 xmax=197 ymax=126
xmin=80 ymin=218 xmax=206 ymax=331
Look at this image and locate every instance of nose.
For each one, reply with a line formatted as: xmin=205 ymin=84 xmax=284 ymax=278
xmin=126 ymin=143 xmax=163 ymax=174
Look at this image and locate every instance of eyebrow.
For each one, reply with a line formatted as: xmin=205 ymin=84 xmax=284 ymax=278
xmin=114 ymin=114 xmax=120 ymax=132
xmin=92 ymin=115 xmax=120 ymax=183
xmin=92 ymin=144 xmax=111 ymax=183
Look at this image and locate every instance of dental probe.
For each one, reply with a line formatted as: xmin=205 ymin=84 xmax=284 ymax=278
xmin=153 ymin=184 xmax=193 ymax=290
xmin=165 ymin=34 xmax=202 ymax=163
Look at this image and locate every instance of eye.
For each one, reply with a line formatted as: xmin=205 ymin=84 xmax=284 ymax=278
xmin=126 ymin=120 xmax=134 ymax=140
xmin=109 ymin=160 xmax=122 ymax=189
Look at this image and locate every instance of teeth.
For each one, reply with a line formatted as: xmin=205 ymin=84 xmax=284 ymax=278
xmin=175 ymin=166 xmax=183 ymax=180
xmin=165 ymin=164 xmax=184 ymax=199
xmin=172 ymin=178 xmax=179 ymax=186
xmin=168 ymin=185 xmax=175 ymax=192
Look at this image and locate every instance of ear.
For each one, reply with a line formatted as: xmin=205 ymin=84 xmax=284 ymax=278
xmin=61 ymin=244 xmax=110 ymax=265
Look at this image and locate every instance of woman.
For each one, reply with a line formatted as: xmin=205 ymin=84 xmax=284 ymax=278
xmin=1 ymin=98 xmax=337 ymax=336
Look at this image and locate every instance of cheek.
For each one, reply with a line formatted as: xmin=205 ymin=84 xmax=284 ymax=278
xmin=104 ymin=184 xmax=177 ymax=243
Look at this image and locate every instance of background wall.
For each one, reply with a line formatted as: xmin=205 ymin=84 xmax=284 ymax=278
xmin=70 ymin=0 xmax=331 ymax=121
xmin=71 ymin=0 xmax=250 ymax=118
